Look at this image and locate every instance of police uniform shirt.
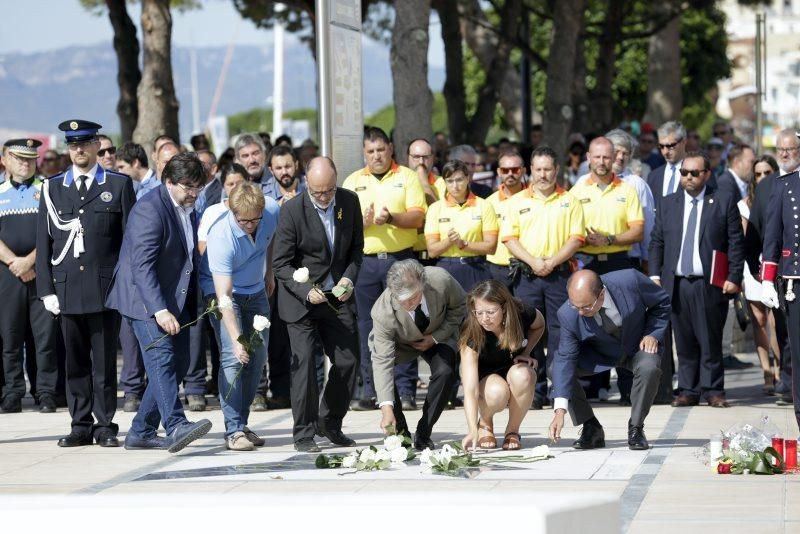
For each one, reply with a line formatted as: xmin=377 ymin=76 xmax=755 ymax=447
xmin=500 ymin=185 xmax=585 ymax=258
xmin=486 ymin=185 xmax=521 ymax=266
xmin=0 ymin=177 xmax=42 ymax=257
xmin=342 ymin=162 xmax=426 ymax=254
xmin=570 ymin=175 xmax=643 ymax=255
xmin=424 ymin=193 xmax=498 ymax=257
xmin=762 ymin=172 xmax=800 ymax=282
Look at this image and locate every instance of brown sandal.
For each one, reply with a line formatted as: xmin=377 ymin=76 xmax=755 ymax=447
xmin=502 ymin=432 xmax=522 ymax=450
xmin=478 ymin=425 xmax=497 ymax=449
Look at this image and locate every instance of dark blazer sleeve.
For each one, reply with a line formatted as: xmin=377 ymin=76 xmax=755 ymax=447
xmin=648 ymin=201 xmax=665 ymax=278
xmin=636 ymin=270 xmax=671 ymax=342
xmin=762 ymin=176 xmax=786 ymax=278
xmin=552 ymin=305 xmax=580 ymax=400
xmin=129 ymin=203 xmax=169 ymax=315
xmin=744 ymin=175 xmax=772 ymax=275
xmin=271 ymin=202 xmax=313 ymax=302
xmin=430 ymin=273 xmax=467 ymax=344
xmin=341 ymin=190 xmax=364 ymax=283
xmin=35 ymin=182 xmax=55 ymax=298
xmin=120 ymin=176 xmax=135 ymax=230
xmin=723 ymin=194 xmax=745 ymax=286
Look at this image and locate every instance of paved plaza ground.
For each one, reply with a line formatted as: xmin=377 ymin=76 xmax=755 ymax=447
xmin=0 ymin=351 xmax=798 ymax=533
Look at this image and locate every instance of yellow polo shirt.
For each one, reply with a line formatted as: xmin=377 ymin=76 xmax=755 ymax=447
xmin=424 ymin=193 xmax=498 ymax=258
xmin=343 ymin=162 xmax=426 ymax=254
xmin=414 ymin=173 xmax=446 ymax=252
xmin=500 ymin=185 xmax=585 ymax=257
xmin=569 ymin=175 xmax=643 ymax=255
xmin=486 ymin=185 xmax=521 ymax=266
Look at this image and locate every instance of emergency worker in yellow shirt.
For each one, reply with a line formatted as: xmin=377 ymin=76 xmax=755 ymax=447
xmin=486 ymin=150 xmax=527 ymax=289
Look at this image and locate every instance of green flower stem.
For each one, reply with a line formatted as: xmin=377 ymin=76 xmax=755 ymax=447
xmin=143 ymin=307 xmax=219 ymax=352
xmin=224 ymin=362 xmax=246 ymax=402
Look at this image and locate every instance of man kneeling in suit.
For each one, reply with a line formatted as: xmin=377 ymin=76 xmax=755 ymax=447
xmin=548 ymin=269 xmax=670 ymax=450
xmin=369 ymin=259 xmax=465 ymax=450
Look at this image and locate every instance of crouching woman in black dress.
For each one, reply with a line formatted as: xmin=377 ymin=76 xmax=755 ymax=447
xmin=460 ymin=280 xmax=545 ymax=450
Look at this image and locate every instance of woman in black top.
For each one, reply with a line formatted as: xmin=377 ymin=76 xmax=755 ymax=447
xmin=459 ymin=280 xmax=545 ymax=450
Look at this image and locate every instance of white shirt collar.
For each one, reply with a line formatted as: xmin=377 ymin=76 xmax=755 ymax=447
xmin=72 ymin=163 xmax=98 ymax=184
xmin=683 ymin=186 xmax=706 ymax=203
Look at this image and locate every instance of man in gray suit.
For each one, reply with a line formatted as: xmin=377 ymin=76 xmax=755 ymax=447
xmin=369 ymin=259 xmax=465 ymax=450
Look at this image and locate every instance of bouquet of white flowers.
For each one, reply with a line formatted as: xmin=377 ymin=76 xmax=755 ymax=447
xmin=420 ymin=442 xmax=553 ymax=477
xmin=316 ymin=426 xmax=415 ymax=473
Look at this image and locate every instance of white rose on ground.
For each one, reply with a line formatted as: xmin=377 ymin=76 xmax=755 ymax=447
xmin=359 ymin=448 xmax=376 ymax=463
xmin=528 ymin=444 xmax=550 ymax=458
xmin=419 ymin=448 xmax=433 ymax=465
xmin=342 ymin=454 xmax=357 ymax=468
xmin=384 ymin=435 xmax=403 ymax=451
xmin=293 ymin=267 xmax=310 ymax=283
xmin=252 ymin=315 xmax=271 ymax=332
xmin=375 ymin=449 xmax=391 ymax=462
xmin=390 ymin=446 xmax=409 ymax=463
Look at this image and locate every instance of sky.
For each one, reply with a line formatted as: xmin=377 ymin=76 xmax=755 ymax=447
xmin=0 ymin=0 xmax=446 ymax=66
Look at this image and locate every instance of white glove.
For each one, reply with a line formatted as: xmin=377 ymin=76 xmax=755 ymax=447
xmin=761 ymin=281 xmax=780 ymax=309
xmin=42 ymin=294 xmax=61 ymax=316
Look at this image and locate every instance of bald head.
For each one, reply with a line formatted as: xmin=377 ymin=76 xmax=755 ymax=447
xmin=588 ymin=137 xmax=614 ymax=181
xmin=306 ymin=156 xmax=337 ymax=208
xmin=567 ymin=270 xmax=604 ymax=316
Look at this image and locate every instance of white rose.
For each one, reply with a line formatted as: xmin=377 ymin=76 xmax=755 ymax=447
xmin=359 ymin=448 xmax=376 ymax=463
xmin=419 ymin=448 xmax=433 ymax=465
xmin=391 ymin=446 xmax=409 ymax=463
xmin=384 ymin=435 xmax=403 ymax=451
xmin=528 ymin=444 xmax=550 ymax=458
xmin=293 ymin=267 xmax=310 ymax=283
xmin=375 ymin=449 xmax=391 ymax=462
xmin=252 ymin=315 xmax=271 ymax=332
xmin=342 ymin=454 xmax=357 ymax=468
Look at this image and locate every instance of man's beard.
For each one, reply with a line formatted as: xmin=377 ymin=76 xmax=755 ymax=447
xmin=277 ymin=174 xmax=296 ymax=188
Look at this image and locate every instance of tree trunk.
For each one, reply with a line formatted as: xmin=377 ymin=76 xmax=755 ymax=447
xmin=572 ymin=32 xmax=591 ymax=135
xmin=542 ymin=0 xmax=586 ymax=166
xmin=390 ymin=0 xmax=433 ymax=161
xmin=436 ymin=0 xmax=468 ymax=144
xmin=106 ymin=0 xmax=141 ymax=142
xmin=592 ymin=0 xmax=624 ymax=132
xmin=459 ymin=0 xmax=524 ymax=139
xmin=644 ymin=6 xmax=682 ymax=125
xmin=133 ymin=0 xmax=179 ymax=151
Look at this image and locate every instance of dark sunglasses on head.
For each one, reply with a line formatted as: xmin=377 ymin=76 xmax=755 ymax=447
xmin=98 ymin=147 xmax=117 ymax=157
xmin=658 ymin=141 xmax=681 ymax=150
xmin=679 ymin=168 xmax=707 ymax=177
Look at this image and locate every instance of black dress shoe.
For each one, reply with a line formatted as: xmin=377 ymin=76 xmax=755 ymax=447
xmin=124 ymin=434 xmax=169 ymax=450
xmin=267 ymin=396 xmax=291 ymax=410
xmin=38 ymin=395 xmax=57 ymax=413
xmin=317 ymin=427 xmax=357 ymax=447
xmin=628 ymin=425 xmax=649 ymax=450
xmin=572 ymin=424 xmax=605 ymax=449
xmin=95 ymin=431 xmax=120 ymax=448
xmin=349 ymin=398 xmax=377 ymax=411
xmin=413 ymin=434 xmax=435 ymax=451
xmin=294 ymin=437 xmax=321 ymax=452
xmin=0 ymin=397 xmax=21 ymax=413
xmin=58 ymin=432 xmax=92 ymax=447
xmin=167 ymin=419 xmax=212 ymax=453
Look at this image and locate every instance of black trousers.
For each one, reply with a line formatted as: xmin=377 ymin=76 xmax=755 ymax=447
xmin=118 ymin=318 xmax=145 ymax=397
xmin=61 ymin=311 xmax=120 ymax=436
xmin=393 ymin=344 xmax=457 ymax=439
xmin=772 ymin=305 xmax=793 ymax=396
xmin=672 ymin=277 xmax=727 ymax=397
xmin=257 ymin=291 xmax=295 ymax=399
xmin=779 ymin=286 xmax=800 ymax=429
xmin=0 ymin=275 xmax=58 ymax=401
xmin=286 ymin=300 xmax=359 ymax=440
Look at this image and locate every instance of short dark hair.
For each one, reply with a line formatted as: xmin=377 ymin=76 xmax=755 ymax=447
xmin=363 ymin=126 xmax=391 ymax=145
xmin=530 ymin=145 xmax=559 ymax=166
xmin=96 ymin=134 xmax=113 ymax=145
xmin=196 ymin=149 xmax=217 ymax=164
xmin=190 ymin=133 xmax=210 ymax=151
xmin=274 ymin=134 xmax=293 ymax=147
xmin=115 ymin=142 xmax=148 ymax=168
xmin=219 ymin=163 xmax=248 ymax=185
xmin=683 ymin=150 xmax=711 ymax=171
xmin=441 ymin=159 xmax=470 ymax=180
xmin=268 ymin=144 xmax=297 ymax=166
xmin=162 ymin=152 xmax=205 ymax=187
xmin=726 ymin=143 xmax=752 ymax=165
xmin=153 ymin=134 xmax=178 ymax=146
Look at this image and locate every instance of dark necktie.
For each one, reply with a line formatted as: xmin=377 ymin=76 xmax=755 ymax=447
xmin=680 ymin=198 xmax=699 ymax=275
xmin=665 ymin=165 xmax=676 ymax=196
xmin=77 ymin=175 xmax=88 ymax=199
xmin=598 ymin=308 xmax=621 ymax=339
xmin=414 ymin=304 xmax=430 ymax=334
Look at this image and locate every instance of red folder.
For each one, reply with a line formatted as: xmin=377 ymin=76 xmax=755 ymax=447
xmin=710 ymin=250 xmax=728 ymax=288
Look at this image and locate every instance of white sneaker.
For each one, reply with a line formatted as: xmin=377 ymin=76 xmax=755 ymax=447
xmin=598 ymin=388 xmax=610 ymax=401
xmin=227 ymin=431 xmax=255 ymax=451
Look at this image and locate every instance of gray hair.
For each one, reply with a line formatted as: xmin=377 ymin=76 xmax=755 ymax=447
xmin=448 ymin=144 xmax=478 ymax=162
xmin=605 ymin=128 xmax=635 ymax=154
xmin=657 ymin=121 xmax=686 ymax=141
xmin=386 ymin=259 xmax=426 ymax=301
xmin=233 ymin=133 xmax=266 ymax=157
xmin=777 ymin=128 xmax=799 ymax=146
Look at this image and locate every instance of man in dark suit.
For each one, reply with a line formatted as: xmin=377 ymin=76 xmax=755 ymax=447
xmin=548 ymin=269 xmax=670 ymax=450
xmin=105 ymin=153 xmax=212 ymax=452
xmin=713 ymin=144 xmax=755 ymax=203
xmin=647 ymin=121 xmax=687 ymax=214
xmin=36 ymin=120 xmax=135 ymax=447
xmin=272 ymin=157 xmax=364 ymax=452
xmin=649 ymin=151 xmax=744 ymax=408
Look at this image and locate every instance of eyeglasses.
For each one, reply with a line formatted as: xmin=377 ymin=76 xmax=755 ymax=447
xmin=679 ymin=168 xmax=708 ymax=177
xmin=568 ymin=289 xmax=603 ymax=313
xmin=409 ymin=153 xmax=432 ymax=160
xmin=472 ymin=307 xmax=501 ymax=318
xmin=498 ymin=166 xmax=522 ymax=174
xmin=176 ymin=183 xmax=203 ymax=194
xmin=658 ymin=141 xmax=682 ymax=150
xmin=777 ymin=147 xmax=800 ymax=154
xmin=309 ymin=186 xmax=336 ymax=199
xmin=98 ymin=147 xmax=117 ymax=157
xmin=236 ymin=216 xmax=262 ymax=225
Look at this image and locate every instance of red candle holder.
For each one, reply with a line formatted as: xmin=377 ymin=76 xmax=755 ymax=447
xmin=773 ymin=437 xmax=785 ymax=466
xmin=785 ymin=439 xmax=797 ymax=471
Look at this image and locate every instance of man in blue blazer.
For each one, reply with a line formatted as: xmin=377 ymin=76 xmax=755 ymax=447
xmin=548 ymin=269 xmax=670 ymax=450
xmin=106 ymin=153 xmax=212 ymax=452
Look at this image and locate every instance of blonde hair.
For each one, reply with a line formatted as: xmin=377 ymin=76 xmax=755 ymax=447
xmin=228 ymin=182 xmax=265 ymax=215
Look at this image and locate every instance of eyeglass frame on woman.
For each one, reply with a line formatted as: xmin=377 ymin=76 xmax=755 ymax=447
xmin=472 ymin=307 xmax=502 ymax=318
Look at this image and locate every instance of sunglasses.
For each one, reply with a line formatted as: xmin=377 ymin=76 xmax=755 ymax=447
xmin=658 ymin=141 xmax=682 ymax=150
xmin=98 ymin=147 xmax=117 ymax=157
xmin=498 ymin=166 xmax=522 ymax=174
xmin=679 ymin=168 xmax=707 ymax=177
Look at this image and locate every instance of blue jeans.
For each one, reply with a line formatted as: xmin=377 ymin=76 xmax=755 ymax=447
xmin=128 ymin=316 xmax=191 ymax=438
xmin=210 ymin=291 xmax=269 ymax=437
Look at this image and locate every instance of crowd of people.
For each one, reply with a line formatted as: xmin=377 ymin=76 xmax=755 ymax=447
xmin=0 ymin=115 xmax=798 ymax=455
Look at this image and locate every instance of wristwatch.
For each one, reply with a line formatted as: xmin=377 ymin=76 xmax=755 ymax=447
xmin=606 ymin=235 xmax=615 ymax=245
